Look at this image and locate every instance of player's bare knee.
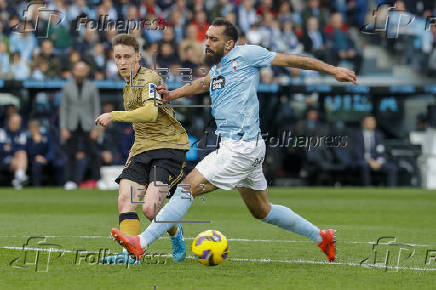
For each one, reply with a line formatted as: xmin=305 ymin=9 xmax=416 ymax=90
xmin=142 ymin=204 xmax=156 ymax=220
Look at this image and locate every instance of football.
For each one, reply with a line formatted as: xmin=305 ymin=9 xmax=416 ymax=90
xmin=192 ymin=230 xmax=229 ymax=266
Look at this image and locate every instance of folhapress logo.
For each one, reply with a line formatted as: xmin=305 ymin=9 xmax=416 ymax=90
xmin=11 ymin=1 xmax=65 ymax=38
xmin=361 ymin=3 xmax=436 ymax=38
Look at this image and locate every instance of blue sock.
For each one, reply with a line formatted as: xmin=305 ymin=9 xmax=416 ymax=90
xmin=139 ymin=186 xmax=193 ymax=248
xmin=262 ymin=204 xmax=322 ymax=244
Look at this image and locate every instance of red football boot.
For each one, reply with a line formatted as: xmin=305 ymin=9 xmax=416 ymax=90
xmin=318 ymin=229 xmax=336 ymax=262
xmin=111 ymin=228 xmax=144 ymax=260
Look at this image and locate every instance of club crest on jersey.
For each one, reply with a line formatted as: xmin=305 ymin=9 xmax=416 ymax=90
xmin=232 ymin=60 xmax=237 ymax=70
xmin=211 ymin=76 xmax=225 ymax=90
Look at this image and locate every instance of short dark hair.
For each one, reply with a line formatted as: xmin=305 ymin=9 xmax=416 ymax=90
xmin=211 ymin=18 xmax=238 ymax=44
xmin=112 ymin=33 xmax=139 ymax=52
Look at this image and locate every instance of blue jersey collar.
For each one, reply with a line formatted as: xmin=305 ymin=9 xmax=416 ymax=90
xmin=220 ymin=45 xmax=238 ymax=65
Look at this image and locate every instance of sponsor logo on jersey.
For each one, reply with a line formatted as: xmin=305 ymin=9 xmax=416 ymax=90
xmin=211 ymin=76 xmax=225 ymax=91
xmin=148 ymin=83 xmax=161 ymax=100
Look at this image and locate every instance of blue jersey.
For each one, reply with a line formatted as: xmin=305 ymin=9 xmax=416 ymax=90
xmin=209 ymin=45 xmax=276 ymax=141
xmin=0 ymin=128 xmax=27 ymax=161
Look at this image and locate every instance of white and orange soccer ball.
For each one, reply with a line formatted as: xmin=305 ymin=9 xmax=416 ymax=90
xmin=192 ymin=230 xmax=229 ymax=266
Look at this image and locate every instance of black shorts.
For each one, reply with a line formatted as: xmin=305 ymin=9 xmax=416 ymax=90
xmin=115 ymin=149 xmax=186 ymax=198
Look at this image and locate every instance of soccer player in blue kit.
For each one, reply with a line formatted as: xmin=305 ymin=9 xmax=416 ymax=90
xmin=111 ymin=18 xmax=358 ymax=262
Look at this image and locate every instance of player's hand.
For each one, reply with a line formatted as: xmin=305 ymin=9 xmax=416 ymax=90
xmin=369 ymin=159 xmax=382 ymax=170
xmin=156 ymin=82 xmax=171 ymax=104
xmin=331 ymin=67 xmax=358 ymax=85
xmin=94 ymin=113 xmax=113 ymax=128
xmin=35 ymin=155 xmax=47 ymax=164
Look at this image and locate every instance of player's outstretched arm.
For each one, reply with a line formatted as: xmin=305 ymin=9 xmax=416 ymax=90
xmin=157 ymin=74 xmax=210 ymax=103
xmin=271 ymin=53 xmax=358 ymax=85
xmin=94 ymin=101 xmax=158 ymax=127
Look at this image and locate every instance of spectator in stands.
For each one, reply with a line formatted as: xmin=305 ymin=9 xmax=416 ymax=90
xmin=127 ymin=28 xmax=145 ymax=55
xmin=238 ymin=0 xmax=257 ymax=33
xmin=168 ymin=61 xmax=182 ymax=82
xmin=31 ymin=39 xmax=62 ymax=79
xmin=47 ymin=11 xmax=72 ymax=52
xmin=1 ymin=105 xmax=18 ymax=127
xmin=179 ymin=24 xmax=204 ymax=64
xmin=144 ymin=16 xmax=163 ymax=43
xmin=345 ymin=0 xmax=369 ymax=28
xmin=238 ymin=32 xmax=249 ymax=45
xmin=272 ymin=18 xmax=303 ymax=54
xmin=191 ymin=0 xmax=206 ymax=13
xmin=325 ymin=12 xmax=362 ymax=75
xmin=301 ymin=0 xmax=330 ymax=30
xmin=209 ymin=0 xmax=233 ymax=21
xmin=60 ymin=60 xmax=101 ymax=190
xmin=26 ymin=119 xmax=56 ymax=187
xmin=9 ymin=28 xmax=38 ymax=62
xmin=277 ymin=1 xmax=302 ymax=28
xmin=85 ymin=43 xmax=107 ymax=79
xmin=102 ymin=25 xmax=118 ymax=48
xmin=246 ymin=23 xmax=263 ymax=45
xmin=99 ymin=0 xmax=117 ymax=21
xmin=31 ymin=59 xmax=49 ymax=80
xmin=295 ymin=107 xmax=325 ymax=137
xmin=301 ymin=16 xmax=328 ymax=61
xmin=0 ymin=113 xmax=28 ymax=189
xmin=105 ymin=47 xmax=120 ymax=80
xmin=180 ymin=44 xmax=199 ymax=72
xmin=192 ymin=10 xmax=209 ymax=42
xmin=0 ymin=21 xmax=9 ymax=51
xmin=140 ymin=0 xmax=162 ymax=19
xmin=160 ymin=26 xmax=177 ymax=48
xmin=260 ymin=67 xmax=274 ymax=84
xmin=66 ymin=0 xmax=94 ymax=22
xmin=171 ymin=0 xmax=190 ymax=27
xmin=0 ymin=41 xmax=10 ymax=79
xmin=258 ymin=12 xmax=280 ymax=48
xmin=61 ymin=49 xmax=81 ymax=79
xmin=169 ymin=9 xmax=184 ymax=43
xmin=0 ymin=0 xmax=16 ymax=24
xmin=157 ymin=42 xmax=178 ymax=69
xmin=256 ymin=0 xmax=277 ymax=17
xmin=117 ymin=0 xmax=131 ymax=20
xmin=352 ymin=116 xmax=398 ymax=187
xmin=123 ymin=4 xmax=139 ymax=24
xmin=74 ymin=27 xmax=99 ymax=58
xmin=10 ymin=52 xmax=30 ymax=80
xmin=6 ymin=14 xmax=19 ymax=35
xmin=225 ymin=11 xmax=237 ymax=26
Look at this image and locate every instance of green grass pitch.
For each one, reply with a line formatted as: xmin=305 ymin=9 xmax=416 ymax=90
xmin=1 ymin=187 xmax=436 ymax=289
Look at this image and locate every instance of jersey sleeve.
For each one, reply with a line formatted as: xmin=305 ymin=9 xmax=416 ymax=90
xmin=112 ymin=102 xmax=158 ymax=123
xmin=240 ymin=45 xmax=276 ymax=68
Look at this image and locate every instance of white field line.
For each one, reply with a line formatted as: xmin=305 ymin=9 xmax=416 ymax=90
xmin=0 ymin=235 xmax=435 ymax=248
xmin=1 ymin=246 xmax=435 ymax=272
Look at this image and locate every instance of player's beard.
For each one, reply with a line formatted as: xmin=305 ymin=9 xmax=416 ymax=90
xmin=204 ymin=46 xmax=224 ymax=66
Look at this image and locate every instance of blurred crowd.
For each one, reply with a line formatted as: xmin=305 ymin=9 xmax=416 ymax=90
xmin=0 ymin=0 xmax=434 ymax=79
